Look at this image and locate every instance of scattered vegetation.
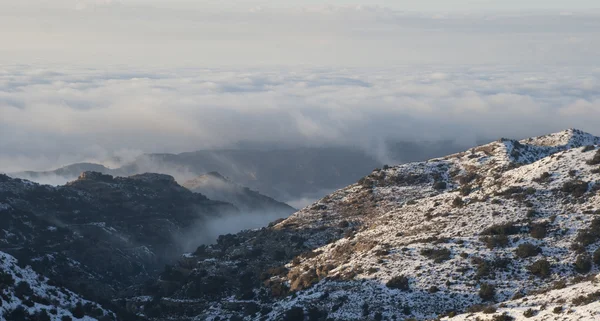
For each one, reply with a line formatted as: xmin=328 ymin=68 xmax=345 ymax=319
xmin=574 ymin=255 xmax=592 ymax=274
xmin=479 ymin=283 xmax=496 ymax=301
xmin=528 ymin=259 xmax=551 ymax=278
xmin=386 ymin=275 xmax=409 ymax=290
xmin=515 ymin=243 xmax=542 ymax=258
xmin=561 ymin=180 xmax=589 ymax=197
xmin=420 ymin=247 xmax=452 ymax=263
xmin=586 ymin=149 xmax=600 ymax=165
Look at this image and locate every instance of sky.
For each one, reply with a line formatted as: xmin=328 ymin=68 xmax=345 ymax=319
xmin=1 ymin=0 xmax=599 ymax=172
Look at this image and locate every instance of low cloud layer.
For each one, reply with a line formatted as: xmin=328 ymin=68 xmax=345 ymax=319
xmin=1 ymin=65 xmax=600 ymax=172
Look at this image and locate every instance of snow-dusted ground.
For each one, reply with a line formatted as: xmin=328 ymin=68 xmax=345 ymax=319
xmin=199 ymin=129 xmax=600 ymax=320
xmin=0 ymin=251 xmax=114 ymax=320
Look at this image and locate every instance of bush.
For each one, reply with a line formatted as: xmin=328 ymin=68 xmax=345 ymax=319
xmin=574 ymin=255 xmax=592 ymax=274
xmin=433 ymin=181 xmax=447 ymax=190
xmin=533 ymin=172 xmax=551 ymax=183
xmin=6 ymin=306 xmax=28 ymax=321
xmin=452 ymin=197 xmax=464 ymax=208
xmin=283 ymin=307 xmax=304 ymax=321
xmin=561 ymin=180 xmax=589 ymax=197
xmin=528 ymin=259 xmax=551 ymax=278
xmin=479 ymin=283 xmax=495 ymax=301
xmin=481 ymin=222 xmax=520 ymax=236
xmin=575 ymin=218 xmax=600 ymax=246
xmin=572 ymin=291 xmax=600 ymax=306
xmin=71 ymin=302 xmax=86 ymax=319
xmin=14 ymin=281 xmax=32 ymax=299
xmin=386 ymin=275 xmax=409 ymax=290
xmin=492 ymin=313 xmax=514 ymax=321
xmin=586 ymin=149 xmax=600 ymax=165
xmin=481 ymin=235 xmax=509 ymax=249
xmin=0 ymin=271 xmax=15 ymax=288
xmin=529 ymin=223 xmax=547 ymax=239
xmin=523 ymin=308 xmax=536 ymax=318
xmin=420 ymin=248 xmax=452 ymax=263
xmin=593 ymin=248 xmax=600 ymax=266
xmin=515 ymin=243 xmax=542 ymax=258
xmin=552 ymin=306 xmax=563 ymax=314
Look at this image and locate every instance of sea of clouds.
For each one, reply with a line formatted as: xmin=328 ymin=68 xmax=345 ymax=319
xmin=1 ymin=64 xmax=599 ymax=172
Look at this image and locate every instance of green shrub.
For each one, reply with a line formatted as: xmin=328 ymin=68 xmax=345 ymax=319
xmin=386 ymin=275 xmax=409 ymax=290
xmin=420 ymin=247 xmax=452 ymax=263
xmin=574 ymin=255 xmax=592 ymax=274
xmin=492 ymin=313 xmax=514 ymax=321
xmin=433 ymin=181 xmax=447 ymax=190
xmin=529 ymin=223 xmax=547 ymax=239
xmin=561 ymin=180 xmax=589 ymax=197
xmin=586 ymin=149 xmax=600 ymax=165
xmin=481 ymin=222 xmax=520 ymax=236
xmin=593 ymin=248 xmax=600 ymax=266
xmin=481 ymin=235 xmax=509 ymax=249
xmin=528 ymin=259 xmax=551 ymax=278
xmin=515 ymin=243 xmax=542 ymax=258
xmin=523 ymin=308 xmax=536 ymax=318
xmin=479 ymin=283 xmax=495 ymax=301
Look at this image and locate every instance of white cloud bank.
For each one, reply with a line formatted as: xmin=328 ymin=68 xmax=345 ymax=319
xmin=1 ymin=65 xmax=599 ymax=172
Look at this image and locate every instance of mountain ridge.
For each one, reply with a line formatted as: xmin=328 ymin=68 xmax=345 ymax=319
xmin=131 ymin=129 xmax=600 ymax=320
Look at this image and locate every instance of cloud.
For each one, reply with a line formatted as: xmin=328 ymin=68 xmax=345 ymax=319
xmin=1 ymin=65 xmax=599 ymax=173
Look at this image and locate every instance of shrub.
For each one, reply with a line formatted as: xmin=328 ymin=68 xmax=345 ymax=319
xmin=574 ymin=218 xmax=600 ymax=246
xmin=460 ymin=185 xmax=472 ymax=196
xmin=283 ymin=307 xmax=304 ymax=321
xmin=515 ymin=243 xmax=542 ymax=258
xmin=482 ymin=305 xmax=497 ymax=314
xmin=574 ymin=255 xmax=592 ymax=274
xmin=452 ymin=197 xmax=464 ymax=208
xmin=582 ymin=145 xmax=595 ymax=152
xmin=71 ymin=302 xmax=86 ymax=319
xmin=481 ymin=235 xmax=509 ymax=249
xmin=14 ymin=281 xmax=32 ymax=299
xmin=61 ymin=316 xmax=73 ymax=321
xmin=386 ymin=275 xmax=409 ymax=290
xmin=0 ymin=271 xmax=15 ymax=288
xmin=593 ymin=248 xmax=600 ymax=266
xmin=586 ymin=149 xmax=600 ymax=165
xmin=528 ymin=259 xmax=551 ymax=278
xmin=420 ymin=248 xmax=452 ymax=263
xmin=6 ymin=306 xmax=28 ymax=321
xmin=433 ymin=181 xmax=447 ymax=190
xmin=572 ymin=291 xmax=600 ymax=306
xmin=523 ymin=308 xmax=536 ymax=318
xmin=529 ymin=223 xmax=547 ymax=239
xmin=479 ymin=283 xmax=495 ymax=301
xmin=533 ymin=172 xmax=551 ymax=183
xmin=492 ymin=313 xmax=515 ymax=321
xmin=552 ymin=306 xmax=563 ymax=314
xmin=561 ymin=180 xmax=589 ymax=197
xmin=481 ymin=222 xmax=520 ymax=236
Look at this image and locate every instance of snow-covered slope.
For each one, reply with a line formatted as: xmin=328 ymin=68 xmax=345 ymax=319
xmin=0 ymin=251 xmax=114 ymax=321
xmin=444 ymin=274 xmax=600 ymax=320
xmin=136 ymin=129 xmax=600 ymax=321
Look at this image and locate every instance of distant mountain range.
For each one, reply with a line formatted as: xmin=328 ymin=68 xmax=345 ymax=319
xmin=11 ymin=143 xmax=474 ymax=207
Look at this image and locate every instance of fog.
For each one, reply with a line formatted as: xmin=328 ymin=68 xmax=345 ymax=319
xmin=2 ymin=65 xmax=599 ymax=174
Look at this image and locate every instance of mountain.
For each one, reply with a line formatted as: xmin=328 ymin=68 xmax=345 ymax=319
xmin=0 ymin=250 xmax=114 ymax=321
xmin=0 ymin=171 xmax=237 ymax=309
xmin=182 ymin=172 xmax=296 ymax=214
xmin=11 ymin=147 xmax=383 ymax=205
xmin=131 ymin=129 xmax=600 ymax=320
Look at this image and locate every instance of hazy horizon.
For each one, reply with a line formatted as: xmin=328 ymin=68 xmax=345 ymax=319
xmin=1 ymin=1 xmax=599 ymax=173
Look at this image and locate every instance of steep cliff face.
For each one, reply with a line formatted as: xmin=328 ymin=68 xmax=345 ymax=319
xmin=0 ymin=171 xmax=236 ymax=304
xmin=134 ymin=129 xmax=600 ymax=321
